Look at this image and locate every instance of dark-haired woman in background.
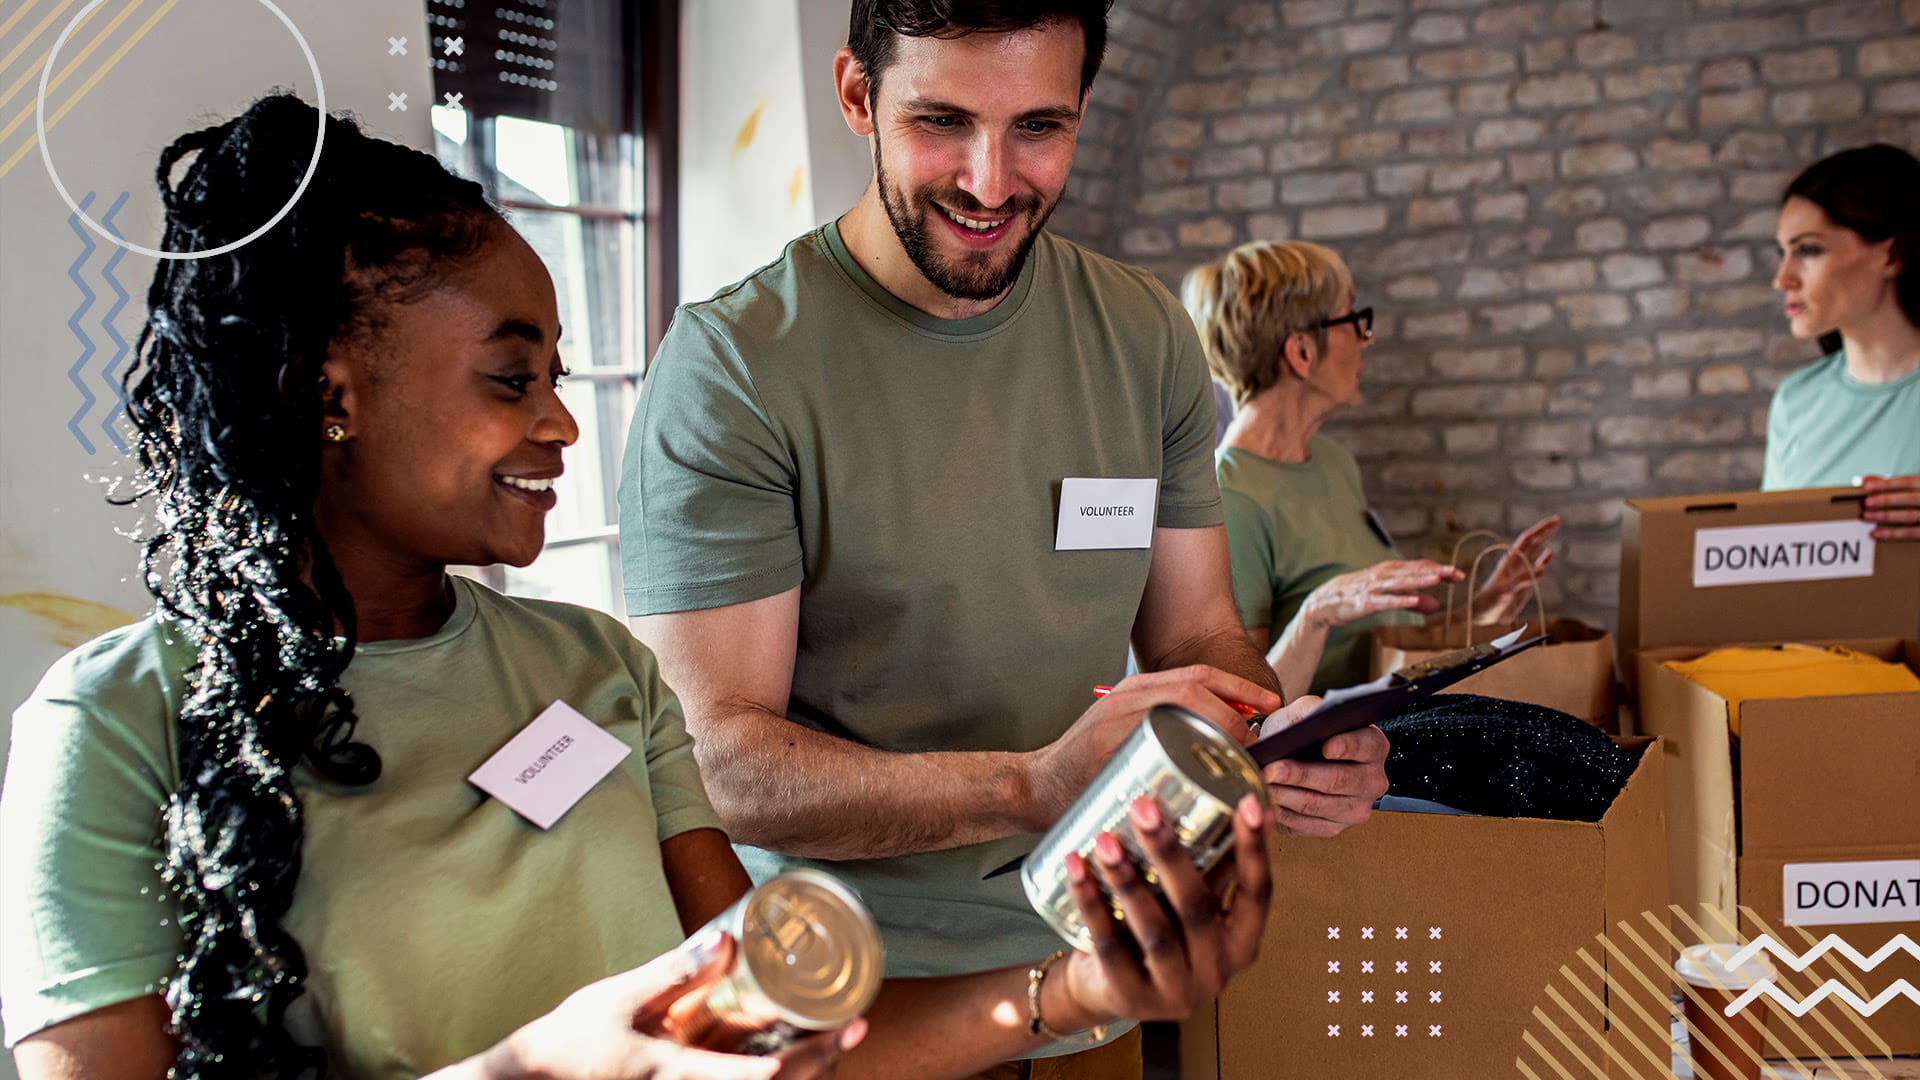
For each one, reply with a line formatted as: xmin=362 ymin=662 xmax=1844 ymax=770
xmin=1768 ymin=143 xmax=1920 ymax=540
xmin=1 ymin=97 xmax=1272 ymax=1080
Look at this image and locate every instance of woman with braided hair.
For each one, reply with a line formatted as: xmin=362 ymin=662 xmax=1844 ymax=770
xmin=2 ymin=95 xmax=1275 ymax=1080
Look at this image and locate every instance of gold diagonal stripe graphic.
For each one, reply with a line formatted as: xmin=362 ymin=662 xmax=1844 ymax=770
xmin=1520 ymin=1030 xmax=1579 ymax=1080
xmin=1515 ymin=1055 xmax=1550 ymax=1080
xmin=1709 ymin=905 xmax=1894 ymax=1070
xmin=1615 ymin=915 xmax=1769 ymax=1080
xmin=0 ymin=0 xmax=147 ymax=135
xmin=1569 ymin=947 xmax=1683 ymax=1079
xmin=0 ymin=0 xmax=83 ymax=83
xmin=0 ymin=0 xmax=51 ymax=53
xmin=1543 ymin=981 xmax=1647 ymax=1079
xmin=1561 ymin=954 xmax=1671 ymax=1078
xmin=1686 ymin=906 xmax=1884 ymax=1075
xmin=1598 ymin=921 xmax=1731 ymax=1079
xmin=0 ymin=0 xmax=177 ymax=182
xmin=1529 ymin=1006 xmax=1609 ymax=1079
xmin=1639 ymin=911 xmax=1814 ymax=1078
xmin=1585 ymin=938 xmax=1717 ymax=1080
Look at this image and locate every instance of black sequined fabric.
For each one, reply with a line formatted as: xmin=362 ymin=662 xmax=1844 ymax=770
xmin=1378 ymin=694 xmax=1639 ymax=822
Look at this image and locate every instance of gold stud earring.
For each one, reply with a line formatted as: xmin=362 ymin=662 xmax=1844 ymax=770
xmin=323 ymin=424 xmax=347 ymax=443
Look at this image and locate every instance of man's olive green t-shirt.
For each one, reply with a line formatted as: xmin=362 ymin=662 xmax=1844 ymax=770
xmin=619 ymin=222 xmax=1222 ymax=979
xmin=1218 ymin=436 xmax=1417 ymax=694
xmin=0 ymin=578 xmax=720 ymax=1076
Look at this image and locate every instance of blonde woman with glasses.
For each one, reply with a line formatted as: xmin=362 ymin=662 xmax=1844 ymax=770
xmin=1183 ymin=241 xmax=1558 ymax=700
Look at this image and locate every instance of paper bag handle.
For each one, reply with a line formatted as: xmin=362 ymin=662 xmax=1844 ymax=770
xmin=1442 ymin=529 xmax=1506 ymax=638
xmin=1462 ymin=542 xmax=1549 ymax=647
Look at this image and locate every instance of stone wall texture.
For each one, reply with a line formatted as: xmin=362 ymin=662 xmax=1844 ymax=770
xmin=1049 ymin=0 xmax=1920 ymax=630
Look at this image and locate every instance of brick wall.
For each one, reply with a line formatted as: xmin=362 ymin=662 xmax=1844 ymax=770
xmin=1054 ymin=0 xmax=1920 ymax=630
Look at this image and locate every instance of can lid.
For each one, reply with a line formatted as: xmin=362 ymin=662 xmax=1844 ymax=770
xmin=1674 ymin=943 xmax=1775 ymax=992
xmin=1147 ymin=705 xmax=1265 ymax=807
xmin=741 ymin=870 xmax=885 ymax=1030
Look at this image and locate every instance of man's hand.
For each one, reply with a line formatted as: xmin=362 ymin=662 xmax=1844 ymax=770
xmin=1863 ymin=475 xmax=1920 ymax=540
xmin=1301 ymin=560 xmax=1462 ymax=630
xmin=1021 ymin=666 xmax=1281 ymax=833
xmin=1253 ymin=697 xmax=1390 ymax=839
xmin=1472 ymin=515 xmax=1560 ymax=625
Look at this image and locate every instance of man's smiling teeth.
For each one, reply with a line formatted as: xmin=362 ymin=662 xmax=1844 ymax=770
xmin=944 ymin=208 xmax=1006 ymax=232
xmin=499 ymin=475 xmax=553 ymax=493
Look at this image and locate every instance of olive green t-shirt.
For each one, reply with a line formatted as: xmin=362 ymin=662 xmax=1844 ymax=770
xmin=0 ymin=577 xmax=720 ymax=1076
xmin=1218 ymin=436 xmax=1417 ymax=694
xmin=619 ymin=222 xmax=1223 ymax=980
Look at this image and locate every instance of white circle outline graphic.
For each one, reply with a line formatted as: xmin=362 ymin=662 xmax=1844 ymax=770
xmin=37 ymin=0 xmax=326 ymax=261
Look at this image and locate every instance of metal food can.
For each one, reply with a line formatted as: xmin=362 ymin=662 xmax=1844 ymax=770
xmin=1021 ymin=704 xmax=1269 ymax=951
xmin=662 ymin=869 xmax=884 ymax=1054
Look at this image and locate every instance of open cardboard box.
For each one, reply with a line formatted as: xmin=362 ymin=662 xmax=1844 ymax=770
xmin=1183 ymin=737 xmax=1667 ymax=1079
xmin=1619 ymin=487 xmax=1920 ymax=687
xmin=1635 ymin=639 xmax=1920 ymax=1057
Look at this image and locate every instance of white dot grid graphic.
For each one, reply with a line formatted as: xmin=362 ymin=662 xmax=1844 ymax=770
xmin=1322 ymin=926 xmax=1446 ymax=1038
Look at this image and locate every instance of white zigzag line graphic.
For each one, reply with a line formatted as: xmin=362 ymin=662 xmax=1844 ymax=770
xmin=1727 ymin=932 xmax=1918 ymax=973
xmin=1725 ymin=979 xmax=1920 ymax=1018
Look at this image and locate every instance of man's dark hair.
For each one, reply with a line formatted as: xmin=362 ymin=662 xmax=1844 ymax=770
xmin=848 ymin=0 xmax=1114 ymax=101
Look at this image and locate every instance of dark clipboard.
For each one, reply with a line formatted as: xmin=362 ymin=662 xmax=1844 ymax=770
xmin=982 ymin=627 xmax=1546 ymax=880
xmin=1246 ymin=626 xmax=1548 ymax=767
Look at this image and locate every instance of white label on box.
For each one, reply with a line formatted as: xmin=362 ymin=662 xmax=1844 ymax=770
xmin=1055 ymin=477 xmax=1157 ymax=551
xmin=1691 ymin=520 xmax=1876 ymax=588
xmin=1782 ymin=859 xmax=1920 ymax=927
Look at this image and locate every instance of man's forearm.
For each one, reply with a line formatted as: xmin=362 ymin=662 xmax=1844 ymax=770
xmin=1141 ymin=623 xmax=1285 ymax=702
xmin=689 ymin=704 xmax=1045 ymax=860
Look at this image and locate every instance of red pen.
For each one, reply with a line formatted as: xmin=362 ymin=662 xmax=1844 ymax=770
xmin=1093 ymin=684 xmax=1261 ymax=720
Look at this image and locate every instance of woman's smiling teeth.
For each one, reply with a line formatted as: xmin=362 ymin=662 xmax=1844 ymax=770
xmin=498 ymin=475 xmax=553 ymax=493
xmin=944 ymin=208 xmax=1005 ymax=232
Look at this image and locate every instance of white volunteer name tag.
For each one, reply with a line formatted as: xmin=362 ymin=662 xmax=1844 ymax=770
xmin=468 ymin=701 xmax=632 ymax=829
xmin=1056 ymin=477 xmax=1157 ymax=551
xmin=1691 ymin=519 xmax=1876 ymax=588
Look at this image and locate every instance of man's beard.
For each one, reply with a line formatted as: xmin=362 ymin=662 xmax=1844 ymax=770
xmin=875 ymin=137 xmax=1057 ymax=302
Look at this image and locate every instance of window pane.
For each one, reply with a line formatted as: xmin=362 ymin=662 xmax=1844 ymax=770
xmin=508 ymin=207 xmax=633 ymax=373
xmin=503 ymin=538 xmax=620 ymax=615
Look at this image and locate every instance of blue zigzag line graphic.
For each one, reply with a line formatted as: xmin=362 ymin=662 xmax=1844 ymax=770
xmin=1728 ymin=932 xmax=1919 ymax=973
xmin=97 ymin=192 xmax=133 ymax=454
xmin=66 ymin=192 xmax=100 ymax=456
xmin=1727 ymin=978 xmax=1920 ymax=1018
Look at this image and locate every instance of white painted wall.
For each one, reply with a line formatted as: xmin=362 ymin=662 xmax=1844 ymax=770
xmin=677 ymin=0 xmax=870 ymax=303
xmin=0 ymin=1 xmax=432 ymax=1068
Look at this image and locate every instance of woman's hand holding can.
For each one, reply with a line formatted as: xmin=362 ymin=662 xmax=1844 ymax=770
xmin=1051 ymin=794 xmax=1273 ymax=1029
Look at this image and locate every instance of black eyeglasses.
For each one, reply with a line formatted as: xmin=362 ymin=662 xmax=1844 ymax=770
xmin=1319 ymin=306 xmax=1374 ymax=341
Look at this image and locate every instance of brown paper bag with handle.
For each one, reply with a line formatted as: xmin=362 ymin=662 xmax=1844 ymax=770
xmin=1370 ymin=534 xmax=1619 ymax=729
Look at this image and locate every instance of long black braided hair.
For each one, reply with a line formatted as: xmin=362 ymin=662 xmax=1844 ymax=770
xmin=118 ymin=93 xmax=501 ymax=1078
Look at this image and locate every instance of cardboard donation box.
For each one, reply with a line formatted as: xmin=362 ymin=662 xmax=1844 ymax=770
xmin=1618 ymin=486 xmax=1920 ymax=676
xmin=1183 ymin=738 xmax=1667 ymax=1080
xmin=1635 ymin=639 xmax=1920 ymax=1057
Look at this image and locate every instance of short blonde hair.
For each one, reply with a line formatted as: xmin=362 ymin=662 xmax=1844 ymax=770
xmin=1181 ymin=241 xmax=1355 ymax=407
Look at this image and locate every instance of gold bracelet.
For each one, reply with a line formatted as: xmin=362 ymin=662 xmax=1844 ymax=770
xmin=1027 ymin=950 xmax=1070 ymax=1039
xmin=1027 ymin=950 xmax=1108 ymax=1042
